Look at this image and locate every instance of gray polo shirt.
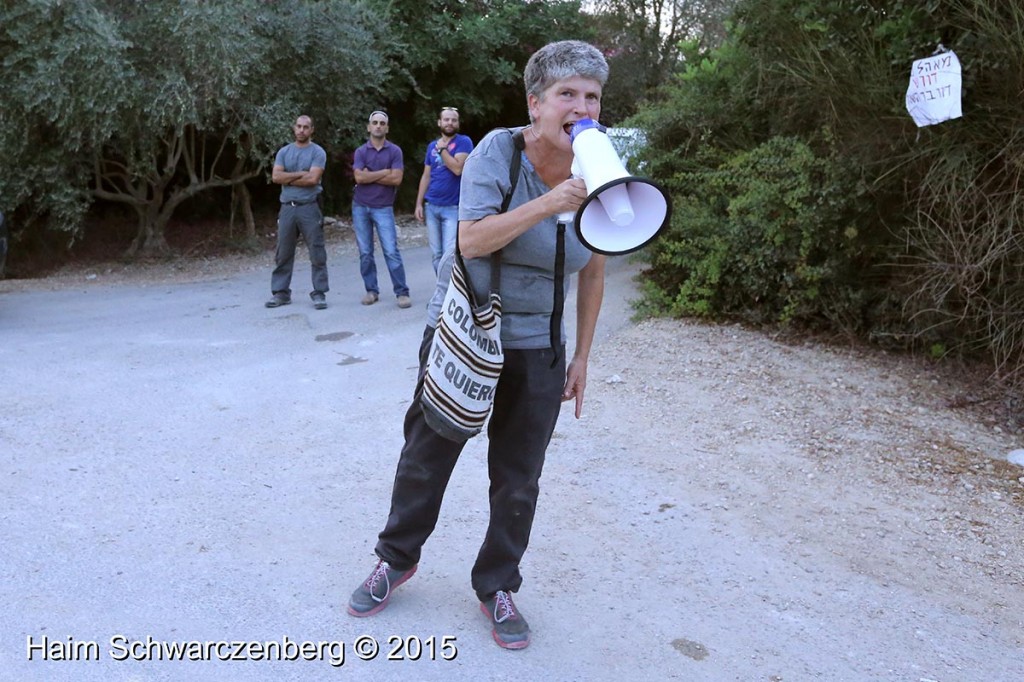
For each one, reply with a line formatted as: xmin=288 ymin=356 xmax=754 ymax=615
xmin=426 ymin=127 xmax=593 ymax=349
xmin=276 ymin=142 xmax=326 ymax=204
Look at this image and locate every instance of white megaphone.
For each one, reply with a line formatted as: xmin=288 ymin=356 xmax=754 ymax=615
xmin=557 ymin=118 xmax=671 ymax=256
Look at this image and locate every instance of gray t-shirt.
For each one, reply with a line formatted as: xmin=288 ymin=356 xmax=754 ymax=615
xmin=275 ymin=142 xmax=326 ymax=203
xmin=426 ymin=127 xmax=593 ymax=349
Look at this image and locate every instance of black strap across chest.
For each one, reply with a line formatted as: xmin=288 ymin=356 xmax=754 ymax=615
xmin=457 ymin=127 xmax=564 ymax=364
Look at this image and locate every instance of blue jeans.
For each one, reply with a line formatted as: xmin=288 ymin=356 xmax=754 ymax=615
xmin=352 ymin=203 xmax=409 ymax=297
xmin=425 ymin=203 xmax=458 ymax=274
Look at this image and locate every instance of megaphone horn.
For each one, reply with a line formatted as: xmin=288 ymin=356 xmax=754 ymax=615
xmin=561 ymin=119 xmax=672 ymax=256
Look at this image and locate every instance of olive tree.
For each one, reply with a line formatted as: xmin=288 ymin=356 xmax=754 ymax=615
xmin=0 ymin=0 xmax=131 ymax=245
xmin=1 ymin=0 xmax=393 ymax=258
xmin=93 ymin=0 xmax=392 ymax=256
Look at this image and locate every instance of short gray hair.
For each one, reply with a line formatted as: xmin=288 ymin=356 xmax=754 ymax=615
xmin=523 ymin=40 xmax=609 ymax=100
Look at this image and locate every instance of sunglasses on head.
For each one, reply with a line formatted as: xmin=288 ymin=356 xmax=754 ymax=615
xmin=441 ymin=106 xmax=458 ymax=113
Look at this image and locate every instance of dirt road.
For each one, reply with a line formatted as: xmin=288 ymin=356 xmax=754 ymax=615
xmin=2 ymin=226 xmax=1022 ymax=681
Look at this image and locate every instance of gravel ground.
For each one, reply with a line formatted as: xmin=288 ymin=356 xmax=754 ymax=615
xmin=3 ymin=217 xmax=1023 ymax=681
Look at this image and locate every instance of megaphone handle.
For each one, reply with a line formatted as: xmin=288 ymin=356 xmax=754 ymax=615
xmin=558 ymin=165 xmax=583 ymax=224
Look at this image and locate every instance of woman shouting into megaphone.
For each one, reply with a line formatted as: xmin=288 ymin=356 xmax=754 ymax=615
xmin=346 ymin=40 xmax=609 ymax=651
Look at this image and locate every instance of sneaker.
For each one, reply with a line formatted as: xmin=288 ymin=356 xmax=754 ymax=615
xmin=265 ymin=293 xmax=291 ymax=308
xmin=361 ymin=291 xmax=379 ymax=306
xmin=347 ymin=560 xmax=417 ymax=617
xmin=311 ymin=292 xmax=327 ymax=310
xmin=480 ymin=590 xmax=531 ymax=649
xmin=396 ymin=295 xmax=412 ymax=309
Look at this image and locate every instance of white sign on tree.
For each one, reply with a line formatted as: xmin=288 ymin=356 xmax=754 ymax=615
xmin=906 ymin=50 xmax=963 ymax=127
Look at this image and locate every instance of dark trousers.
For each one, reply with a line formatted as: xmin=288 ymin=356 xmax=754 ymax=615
xmin=376 ymin=326 xmax=566 ymax=602
xmin=271 ymin=202 xmax=329 ymax=296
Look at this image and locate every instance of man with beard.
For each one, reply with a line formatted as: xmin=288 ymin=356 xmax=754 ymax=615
xmin=413 ymin=107 xmax=474 ymax=274
xmin=266 ymin=115 xmax=329 ymax=309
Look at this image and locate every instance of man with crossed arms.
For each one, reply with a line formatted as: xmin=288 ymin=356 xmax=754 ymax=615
xmin=266 ymin=114 xmax=328 ymax=309
xmin=352 ymin=110 xmax=411 ymax=309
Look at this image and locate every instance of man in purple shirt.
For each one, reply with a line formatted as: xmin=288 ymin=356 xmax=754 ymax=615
xmin=352 ymin=111 xmax=411 ymax=308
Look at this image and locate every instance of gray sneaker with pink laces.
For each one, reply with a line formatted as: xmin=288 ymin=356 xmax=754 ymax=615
xmin=347 ymin=559 xmax=417 ymax=617
xmin=480 ymin=590 xmax=531 ymax=649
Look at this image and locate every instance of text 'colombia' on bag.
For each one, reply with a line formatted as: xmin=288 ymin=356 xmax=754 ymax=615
xmin=420 ymin=252 xmax=503 ymax=441
xmin=419 ymin=128 xmax=524 ymax=442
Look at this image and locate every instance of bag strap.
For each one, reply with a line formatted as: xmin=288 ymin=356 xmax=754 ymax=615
xmin=491 ymin=128 xmax=563 ymax=368
xmin=455 ymin=127 xmax=525 ymax=301
xmin=549 ymin=221 xmax=566 ymax=367
xmin=489 ymin=128 xmax=525 ymax=290
xmin=500 ymin=128 xmax=525 ymax=212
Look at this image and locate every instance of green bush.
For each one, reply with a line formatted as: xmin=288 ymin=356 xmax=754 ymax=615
xmin=641 ymin=136 xmax=869 ymax=328
xmin=631 ymin=0 xmax=1024 ymax=396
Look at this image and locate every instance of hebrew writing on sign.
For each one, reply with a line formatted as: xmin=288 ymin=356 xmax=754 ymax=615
xmin=906 ymin=51 xmax=963 ymax=127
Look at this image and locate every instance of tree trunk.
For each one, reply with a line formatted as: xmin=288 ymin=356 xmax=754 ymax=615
xmin=229 ymin=182 xmax=257 ymax=241
xmin=229 ymin=188 xmax=237 ymax=237
xmin=229 ymin=182 xmax=259 ymax=250
xmin=239 ymin=182 xmax=256 ymax=242
xmin=109 ymin=162 xmax=262 ymax=259
xmin=125 ymin=188 xmax=172 ymax=258
xmin=126 ymin=210 xmax=172 ymax=258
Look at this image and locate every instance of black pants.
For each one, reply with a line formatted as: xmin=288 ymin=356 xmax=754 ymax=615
xmin=271 ymin=201 xmax=328 ymax=296
xmin=375 ymin=326 xmax=566 ymax=602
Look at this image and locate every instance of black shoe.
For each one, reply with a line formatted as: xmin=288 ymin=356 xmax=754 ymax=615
xmin=480 ymin=590 xmax=531 ymax=649
xmin=265 ymin=294 xmax=291 ymax=308
xmin=347 ymin=559 xmax=417 ymax=617
xmin=311 ymin=292 xmax=327 ymax=310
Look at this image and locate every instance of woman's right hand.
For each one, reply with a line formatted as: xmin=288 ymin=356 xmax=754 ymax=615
xmin=546 ymin=177 xmax=588 ymax=217
xmin=460 ymin=178 xmax=587 ymax=258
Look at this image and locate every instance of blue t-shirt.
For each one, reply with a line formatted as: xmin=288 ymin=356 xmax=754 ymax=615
xmin=423 ymin=133 xmax=474 ymax=207
xmin=275 ymin=142 xmax=326 ymax=203
xmin=353 ymin=140 xmax=403 ymax=208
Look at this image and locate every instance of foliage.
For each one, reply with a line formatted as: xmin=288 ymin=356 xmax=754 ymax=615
xmin=900 ymin=110 xmax=1024 ymax=384
xmin=371 ymin=0 xmax=592 ymax=174
xmin=640 ymin=136 xmax=870 ymax=329
xmin=90 ymin=1 xmax=267 ymax=254
xmin=1 ymin=0 xmax=600 ymax=256
xmin=257 ymin=0 xmax=397 ymax=148
xmin=632 ymin=0 xmax=1024 ymax=391
xmin=0 ymin=0 xmax=713 ymax=264
xmin=90 ymin=0 xmax=391 ymax=255
xmin=590 ymin=0 xmax=738 ymax=123
xmin=0 ymin=0 xmax=132 ymax=242
xmin=888 ymin=0 xmax=1024 ymax=386
xmin=632 ymin=0 xmax=937 ymax=335
xmin=0 ymin=0 xmax=391 ymax=258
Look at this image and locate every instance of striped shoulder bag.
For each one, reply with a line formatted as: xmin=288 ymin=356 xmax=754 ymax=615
xmin=420 ymin=128 xmax=525 ymax=442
